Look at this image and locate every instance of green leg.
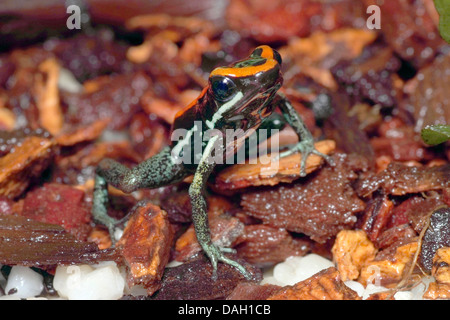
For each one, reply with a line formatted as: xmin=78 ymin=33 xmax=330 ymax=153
xmin=190 ymin=135 xmax=252 ymax=280
xmin=274 ymin=93 xmax=334 ymax=176
xmin=92 ymin=146 xmax=188 ymax=243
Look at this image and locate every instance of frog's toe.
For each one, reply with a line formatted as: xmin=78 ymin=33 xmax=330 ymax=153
xmin=219 ymin=247 xmax=237 ymax=254
xmin=204 ymin=244 xmax=252 ymax=280
xmin=218 ymin=254 xmax=252 ymax=280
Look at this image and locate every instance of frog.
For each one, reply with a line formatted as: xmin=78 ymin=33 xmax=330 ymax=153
xmin=92 ymin=45 xmax=333 ymax=280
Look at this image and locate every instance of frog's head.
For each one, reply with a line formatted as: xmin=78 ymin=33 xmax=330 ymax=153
xmin=205 ymin=45 xmax=283 ymax=131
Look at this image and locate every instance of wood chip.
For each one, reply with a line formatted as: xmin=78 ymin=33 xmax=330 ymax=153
xmin=359 ymin=242 xmax=418 ymax=287
xmin=424 ymin=247 xmax=450 ymax=299
xmin=0 ymin=215 xmax=118 ymax=266
xmin=214 ymin=139 xmax=335 ymax=191
xmin=55 ymin=118 xmax=110 ymax=146
xmin=267 ymin=267 xmax=361 ymax=300
xmin=34 ymin=58 xmax=64 ymax=135
xmin=0 ymin=136 xmax=56 ymax=199
xmin=332 ymin=230 xmax=377 ymax=281
xmin=117 ymin=201 xmax=174 ymax=296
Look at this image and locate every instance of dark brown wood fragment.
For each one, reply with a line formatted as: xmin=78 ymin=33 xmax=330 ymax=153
xmin=226 ymin=282 xmax=281 ymax=300
xmin=241 ymin=153 xmax=367 ymax=243
xmin=152 ymin=255 xmax=261 ymax=300
xmin=356 ymin=163 xmax=450 ymax=197
xmin=214 ymin=140 xmax=335 ymax=192
xmin=419 ymin=206 xmax=450 ymax=272
xmin=267 ymin=267 xmax=360 ymax=300
xmin=236 ymin=225 xmax=311 ymax=267
xmin=0 ymin=214 xmax=118 ymax=266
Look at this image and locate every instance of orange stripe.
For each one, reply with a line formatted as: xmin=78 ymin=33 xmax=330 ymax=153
xmin=210 ymin=45 xmax=278 ymax=78
xmin=174 ymin=86 xmax=208 ymax=120
xmin=210 ymin=59 xmax=277 ymax=78
xmin=257 ymin=45 xmax=275 ymax=59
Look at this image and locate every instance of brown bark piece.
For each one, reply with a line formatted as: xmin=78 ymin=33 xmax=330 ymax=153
xmin=332 ymin=230 xmax=377 ymax=281
xmin=175 ymin=215 xmax=244 ymax=262
xmin=226 ymin=282 xmax=281 ymax=300
xmin=34 ymin=58 xmax=64 ymax=135
xmin=424 ymin=247 xmax=450 ymax=299
xmin=55 ymin=118 xmax=109 ymax=146
xmin=236 ymin=224 xmax=311 ymax=267
xmin=241 ymin=153 xmax=366 ymax=243
xmin=357 ymin=163 xmax=450 ymax=197
xmin=267 ymin=267 xmax=361 ymax=300
xmin=359 ymin=242 xmax=418 ymax=287
xmin=153 ymin=255 xmax=262 ymax=300
xmin=0 ymin=136 xmax=56 ymax=199
xmin=215 ymin=139 xmax=335 ymax=191
xmin=117 ymin=202 xmax=174 ymax=296
xmin=0 ymin=214 xmax=118 ymax=266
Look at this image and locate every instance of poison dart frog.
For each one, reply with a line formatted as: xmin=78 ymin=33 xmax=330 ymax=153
xmin=92 ymin=45 xmax=333 ymax=280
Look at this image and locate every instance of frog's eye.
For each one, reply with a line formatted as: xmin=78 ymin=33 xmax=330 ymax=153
xmin=210 ymin=76 xmax=237 ymax=102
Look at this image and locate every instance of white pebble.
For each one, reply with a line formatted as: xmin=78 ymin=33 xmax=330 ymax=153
xmin=4 ymin=266 xmax=44 ymax=299
xmin=361 ymin=283 xmax=389 ymax=300
xmin=394 ymin=291 xmax=413 ymax=300
xmin=344 ymin=280 xmax=365 ymax=297
xmin=272 ymin=254 xmax=335 ymax=286
xmin=53 ymin=262 xmax=125 ymax=300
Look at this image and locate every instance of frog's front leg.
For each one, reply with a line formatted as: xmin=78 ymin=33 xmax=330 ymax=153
xmin=190 ymin=135 xmax=252 ymax=280
xmin=92 ymin=146 xmax=188 ymax=242
xmin=274 ymin=93 xmax=334 ymax=176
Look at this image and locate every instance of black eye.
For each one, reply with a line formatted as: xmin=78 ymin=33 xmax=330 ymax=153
xmin=211 ymin=77 xmax=237 ymax=102
xmin=272 ymin=49 xmax=282 ymax=65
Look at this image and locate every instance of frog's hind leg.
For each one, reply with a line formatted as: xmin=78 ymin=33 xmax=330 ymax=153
xmin=92 ymin=146 xmax=188 ymax=242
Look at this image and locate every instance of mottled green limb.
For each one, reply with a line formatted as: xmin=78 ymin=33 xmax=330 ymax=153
xmin=92 ymin=147 xmax=188 ymax=243
xmin=190 ymin=135 xmax=252 ymax=280
xmin=274 ymin=93 xmax=334 ymax=176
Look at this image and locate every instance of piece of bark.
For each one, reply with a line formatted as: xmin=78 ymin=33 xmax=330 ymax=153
xmin=356 ymin=162 xmax=450 ymax=197
xmin=0 ymin=136 xmax=57 ymax=199
xmin=402 ymin=52 xmax=450 ymax=132
xmin=331 ymin=46 xmax=400 ymax=108
xmin=175 ymin=215 xmax=244 ymax=262
xmin=34 ymin=58 xmax=64 ymax=135
xmin=362 ymin=0 xmax=445 ymax=68
xmin=423 ymin=247 xmax=450 ymax=299
xmin=214 ymin=140 xmax=335 ymax=192
xmin=359 ymin=242 xmax=418 ymax=287
xmin=282 ymin=28 xmax=377 ymax=90
xmin=324 ymin=92 xmax=376 ymax=168
xmin=419 ymin=206 xmax=450 ymax=272
xmin=117 ymin=201 xmax=174 ymax=296
xmin=236 ymin=225 xmax=311 ymax=267
xmin=332 ymin=230 xmax=377 ymax=281
xmin=54 ymin=118 xmax=110 ymax=147
xmin=241 ymin=153 xmax=367 ymax=243
xmin=226 ymin=282 xmax=281 ymax=300
xmin=0 ymin=214 xmax=118 ymax=267
xmin=267 ymin=267 xmax=361 ymax=300
xmin=20 ymin=183 xmax=92 ymax=240
xmin=152 ymin=255 xmax=262 ymax=300
xmin=360 ymin=194 xmax=394 ymax=244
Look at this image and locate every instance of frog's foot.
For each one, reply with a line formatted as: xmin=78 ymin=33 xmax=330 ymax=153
xmin=203 ymin=243 xmax=252 ymax=280
xmin=277 ymin=139 xmax=334 ymax=177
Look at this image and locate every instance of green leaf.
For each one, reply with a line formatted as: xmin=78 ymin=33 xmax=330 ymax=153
xmin=434 ymin=0 xmax=450 ymax=43
xmin=421 ymin=124 xmax=450 ymax=145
